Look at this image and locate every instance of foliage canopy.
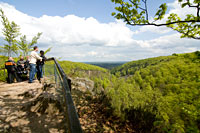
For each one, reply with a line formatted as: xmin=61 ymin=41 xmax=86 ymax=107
xmin=108 ymin=51 xmax=200 ymax=132
xmin=111 ymin=0 xmax=200 ymax=39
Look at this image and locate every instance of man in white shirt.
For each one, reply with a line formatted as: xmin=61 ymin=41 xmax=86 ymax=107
xmin=29 ymin=46 xmax=42 ymax=83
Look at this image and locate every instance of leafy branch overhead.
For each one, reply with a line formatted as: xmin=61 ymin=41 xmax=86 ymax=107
xmin=111 ymin=0 xmax=200 ymax=39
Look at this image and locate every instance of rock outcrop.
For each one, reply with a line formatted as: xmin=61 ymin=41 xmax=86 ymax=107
xmin=71 ymin=77 xmax=95 ymax=94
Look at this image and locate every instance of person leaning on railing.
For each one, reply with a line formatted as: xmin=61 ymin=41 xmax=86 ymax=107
xmin=36 ymin=50 xmax=46 ymax=83
xmin=28 ymin=46 xmax=42 ymax=83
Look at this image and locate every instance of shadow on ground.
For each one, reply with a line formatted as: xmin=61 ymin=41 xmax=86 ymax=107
xmin=0 ymin=81 xmax=67 ymax=133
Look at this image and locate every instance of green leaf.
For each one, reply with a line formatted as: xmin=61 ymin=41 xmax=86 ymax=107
xmin=181 ymin=3 xmax=188 ymax=8
xmin=111 ymin=12 xmax=116 ymax=16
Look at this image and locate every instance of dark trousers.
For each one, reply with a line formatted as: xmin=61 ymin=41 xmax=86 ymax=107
xmin=7 ymin=71 xmax=21 ymax=83
xmin=37 ymin=65 xmax=43 ymax=81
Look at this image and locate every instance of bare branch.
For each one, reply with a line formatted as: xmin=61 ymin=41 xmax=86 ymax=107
xmin=128 ymin=20 xmax=200 ymax=26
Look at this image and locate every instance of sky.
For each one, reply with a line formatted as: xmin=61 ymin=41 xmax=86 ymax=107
xmin=0 ymin=0 xmax=199 ymax=62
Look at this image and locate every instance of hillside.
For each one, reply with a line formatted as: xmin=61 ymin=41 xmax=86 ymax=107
xmin=111 ymin=51 xmax=200 ymax=76
xmin=59 ymin=60 xmax=107 ymax=76
xmin=107 ymin=51 xmax=200 ymax=132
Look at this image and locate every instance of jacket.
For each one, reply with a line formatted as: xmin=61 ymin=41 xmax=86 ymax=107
xmin=5 ymin=60 xmax=17 ymax=72
xmin=37 ymin=55 xmax=46 ymax=66
xmin=17 ymin=60 xmax=26 ymax=66
xmin=29 ymin=51 xmax=42 ymax=64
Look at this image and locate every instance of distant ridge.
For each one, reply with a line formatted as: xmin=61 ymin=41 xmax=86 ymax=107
xmin=85 ymin=61 xmax=128 ymax=69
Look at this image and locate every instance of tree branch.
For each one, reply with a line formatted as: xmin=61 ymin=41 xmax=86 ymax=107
xmin=197 ymin=3 xmax=200 ymax=18
xmin=121 ymin=1 xmax=132 ymax=25
xmin=144 ymin=0 xmax=148 ymax=21
xmin=128 ymin=0 xmax=149 ymax=21
xmin=113 ymin=0 xmax=200 ymax=40
xmin=186 ymin=0 xmax=198 ymax=8
xmin=128 ymin=20 xmax=200 ymax=26
xmin=186 ymin=0 xmax=200 ymax=18
xmin=128 ymin=0 xmax=146 ymax=11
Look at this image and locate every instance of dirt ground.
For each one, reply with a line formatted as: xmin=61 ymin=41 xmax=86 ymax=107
xmin=0 ymin=81 xmax=67 ymax=133
xmin=0 ymin=79 xmax=136 ymax=133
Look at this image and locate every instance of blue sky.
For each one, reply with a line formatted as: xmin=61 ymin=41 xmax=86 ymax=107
xmin=0 ymin=0 xmax=117 ymax=22
xmin=0 ymin=0 xmax=174 ymax=23
xmin=0 ymin=0 xmax=199 ymax=62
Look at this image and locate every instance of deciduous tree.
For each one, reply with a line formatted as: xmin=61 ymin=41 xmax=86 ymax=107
xmin=18 ymin=33 xmax=42 ymax=56
xmin=0 ymin=8 xmax=20 ymax=56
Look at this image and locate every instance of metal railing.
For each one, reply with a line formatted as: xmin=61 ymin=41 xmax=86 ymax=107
xmin=45 ymin=58 xmax=82 ymax=133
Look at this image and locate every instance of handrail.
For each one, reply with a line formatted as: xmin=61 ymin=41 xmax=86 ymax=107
xmin=51 ymin=58 xmax=82 ymax=133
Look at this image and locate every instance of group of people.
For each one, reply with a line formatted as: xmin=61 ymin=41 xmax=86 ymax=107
xmin=5 ymin=46 xmax=46 ymax=84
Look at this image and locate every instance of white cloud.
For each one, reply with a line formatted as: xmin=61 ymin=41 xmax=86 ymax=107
xmin=167 ymin=0 xmax=196 ymax=18
xmin=88 ymin=51 xmax=98 ymax=56
xmin=0 ymin=2 xmax=134 ymax=47
xmin=0 ymin=1 xmax=199 ymax=62
xmin=132 ymin=26 xmax=171 ymax=34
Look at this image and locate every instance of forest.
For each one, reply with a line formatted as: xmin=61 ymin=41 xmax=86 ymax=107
xmin=35 ymin=51 xmax=200 ymax=132
xmin=108 ymin=51 xmax=200 ymax=132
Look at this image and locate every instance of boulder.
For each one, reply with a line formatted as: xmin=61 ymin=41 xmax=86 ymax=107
xmin=71 ymin=77 xmax=94 ymax=94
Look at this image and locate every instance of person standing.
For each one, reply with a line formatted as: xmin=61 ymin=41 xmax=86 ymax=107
xmin=36 ymin=50 xmax=46 ymax=82
xmin=29 ymin=46 xmax=42 ymax=83
xmin=5 ymin=57 xmax=21 ymax=83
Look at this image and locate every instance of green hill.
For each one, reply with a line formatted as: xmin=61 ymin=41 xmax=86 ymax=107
xmin=45 ymin=60 xmax=107 ymax=78
xmin=111 ymin=52 xmax=200 ymax=76
xmin=59 ymin=60 xmax=107 ymax=75
xmin=107 ymin=51 xmax=200 ymax=132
